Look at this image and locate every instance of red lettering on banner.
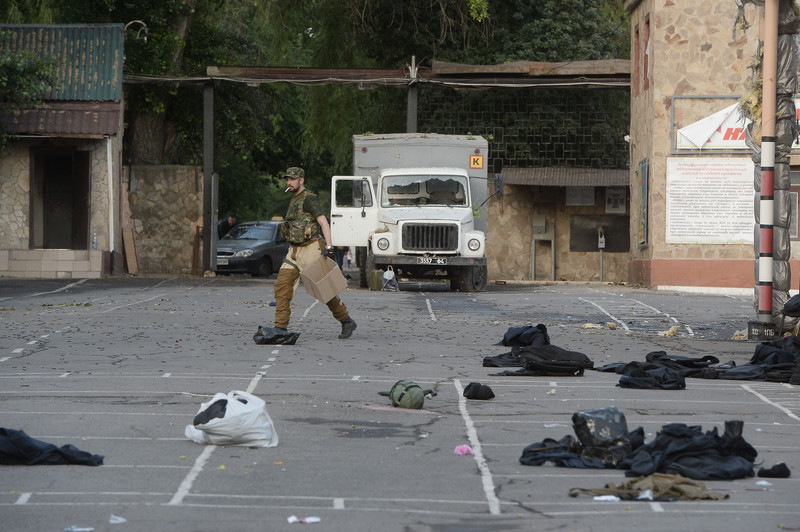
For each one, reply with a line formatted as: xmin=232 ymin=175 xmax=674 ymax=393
xmin=723 ymin=127 xmax=745 ymax=141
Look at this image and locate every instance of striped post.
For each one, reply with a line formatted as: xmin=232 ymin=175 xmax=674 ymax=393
xmin=758 ymin=0 xmax=778 ymax=324
xmin=758 ymin=138 xmax=775 ymax=323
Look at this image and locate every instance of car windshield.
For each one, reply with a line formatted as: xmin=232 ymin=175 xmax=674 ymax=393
xmin=223 ymin=225 xmax=275 ymax=241
xmin=381 ymin=175 xmax=468 ymax=207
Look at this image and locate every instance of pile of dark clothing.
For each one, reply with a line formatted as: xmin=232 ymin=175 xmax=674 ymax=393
xmin=0 ymin=428 xmax=104 ymax=466
xmin=594 ymin=351 xmax=724 ymax=390
xmin=518 ymin=407 xmax=787 ymax=481
xmin=483 ymin=324 xmax=594 ymax=377
xmin=596 ymin=335 xmax=800 ymax=388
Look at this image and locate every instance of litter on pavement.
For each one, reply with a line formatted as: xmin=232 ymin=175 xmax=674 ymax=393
xmin=184 ymin=390 xmax=278 ymax=447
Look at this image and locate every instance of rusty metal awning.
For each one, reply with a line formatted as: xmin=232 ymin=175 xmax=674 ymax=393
xmin=503 ymin=166 xmax=629 ymax=187
xmin=0 ymin=101 xmax=121 ymax=137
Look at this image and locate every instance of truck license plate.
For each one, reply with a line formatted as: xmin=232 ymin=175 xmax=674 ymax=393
xmin=417 ymin=257 xmax=447 ymax=265
xmin=216 ymin=258 xmax=229 ymax=266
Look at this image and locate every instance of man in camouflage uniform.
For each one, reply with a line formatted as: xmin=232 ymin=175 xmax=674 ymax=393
xmin=273 ymin=167 xmax=357 ymax=339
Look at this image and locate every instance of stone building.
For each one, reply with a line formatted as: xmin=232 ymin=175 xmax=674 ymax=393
xmin=0 ymin=24 xmax=124 ymax=278
xmin=623 ymin=0 xmax=784 ymax=291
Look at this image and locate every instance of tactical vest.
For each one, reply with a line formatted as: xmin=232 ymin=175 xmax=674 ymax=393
xmin=281 ymin=191 xmax=319 ymax=245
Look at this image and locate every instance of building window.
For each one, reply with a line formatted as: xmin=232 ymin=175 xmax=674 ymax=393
xmin=643 ymin=15 xmax=650 ymax=91
xmin=634 ymin=24 xmax=640 ymax=97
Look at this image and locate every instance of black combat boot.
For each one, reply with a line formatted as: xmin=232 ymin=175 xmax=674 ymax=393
xmin=338 ymin=317 xmax=357 ymax=339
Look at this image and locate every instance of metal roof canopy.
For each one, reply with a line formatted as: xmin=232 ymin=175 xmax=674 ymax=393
xmin=193 ymin=59 xmax=630 ymax=89
xmin=178 ymin=59 xmax=632 ymax=272
xmin=503 ymin=166 xmax=629 ymax=187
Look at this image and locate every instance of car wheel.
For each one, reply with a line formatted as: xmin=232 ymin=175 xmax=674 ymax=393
xmin=254 ymin=257 xmax=272 ymax=278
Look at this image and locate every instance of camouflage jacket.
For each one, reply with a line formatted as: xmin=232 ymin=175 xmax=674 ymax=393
xmin=280 ymin=190 xmax=321 ymax=245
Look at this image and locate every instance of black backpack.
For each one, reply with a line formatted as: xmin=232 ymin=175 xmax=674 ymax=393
xmin=517 ymin=345 xmax=594 ymax=376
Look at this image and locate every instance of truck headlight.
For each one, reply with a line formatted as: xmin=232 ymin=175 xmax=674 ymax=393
xmin=468 ymin=238 xmax=481 ymax=251
xmin=376 ymin=237 xmax=390 ymax=251
xmin=234 ymin=249 xmax=254 ymax=258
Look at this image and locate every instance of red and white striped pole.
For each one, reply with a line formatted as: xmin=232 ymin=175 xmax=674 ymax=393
xmin=758 ymin=0 xmax=778 ymax=324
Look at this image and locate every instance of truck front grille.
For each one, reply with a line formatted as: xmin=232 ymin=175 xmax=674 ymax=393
xmin=402 ymin=223 xmax=458 ymax=251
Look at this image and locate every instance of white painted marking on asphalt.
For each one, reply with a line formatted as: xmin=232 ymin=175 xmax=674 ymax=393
xmin=333 ymin=498 xmax=345 ymax=509
xmin=303 ymin=300 xmax=319 ymax=318
xmin=453 ymin=379 xmax=500 ymax=515
xmin=247 ymin=372 xmax=264 ymax=394
xmin=14 ymin=492 xmax=31 ymax=505
xmin=579 ymin=298 xmax=629 ymax=331
xmin=168 ymin=445 xmax=215 ymax=506
xmin=630 ymin=298 xmax=694 ymax=337
xmin=270 ymin=351 xmax=278 ymax=356
xmin=0 ymin=357 xmax=9 ymax=362
xmin=100 ymin=293 xmax=167 ymax=313
xmin=425 ymin=299 xmax=437 ymax=321
xmin=352 ymin=376 xmax=360 ymax=381
xmin=162 ymin=373 xmax=171 ymax=378
xmin=40 ymin=334 xmax=49 ymax=338
xmin=549 ymin=381 xmax=557 ymax=387
xmin=260 ymin=364 xmax=272 ymax=370
xmin=783 ymin=383 xmax=794 ymax=389
xmin=741 ymin=384 xmax=800 ymax=421
xmin=30 ymin=279 xmax=87 ymax=296
xmin=12 ymin=348 xmax=23 ymax=353
xmin=27 ymin=340 xmax=37 ymax=345
xmin=650 ymin=502 xmax=664 ymax=512
xmin=58 ymin=373 xmax=70 ymax=378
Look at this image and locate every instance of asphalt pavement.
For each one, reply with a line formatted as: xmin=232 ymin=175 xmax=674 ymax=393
xmin=0 ymin=274 xmax=797 ymax=532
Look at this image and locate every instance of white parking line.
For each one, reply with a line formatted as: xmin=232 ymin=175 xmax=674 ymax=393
xmin=579 ymin=298 xmax=629 ymax=331
xmin=454 ymin=379 xmax=500 ymax=515
xmin=29 ymin=279 xmax=87 ymax=297
xmin=425 ymin=299 xmax=437 ymax=321
xmin=100 ymin=293 xmax=168 ymax=314
xmin=741 ymin=384 xmax=800 ymax=421
xmin=167 ymin=445 xmax=214 ymax=506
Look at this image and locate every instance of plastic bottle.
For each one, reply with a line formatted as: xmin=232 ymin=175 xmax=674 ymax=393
xmin=92 ymin=232 xmax=98 ymax=250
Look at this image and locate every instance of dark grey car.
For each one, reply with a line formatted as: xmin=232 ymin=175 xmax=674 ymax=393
xmin=216 ymin=221 xmax=289 ymax=277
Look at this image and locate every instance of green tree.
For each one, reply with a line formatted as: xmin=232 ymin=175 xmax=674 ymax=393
xmin=0 ymin=0 xmax=55 ymax=23
xmin=0 ymin=32 xmax=56 ymax=153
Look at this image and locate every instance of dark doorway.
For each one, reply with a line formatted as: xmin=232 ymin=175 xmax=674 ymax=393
xmin=30 ymin=148 xmax=91 ymax=249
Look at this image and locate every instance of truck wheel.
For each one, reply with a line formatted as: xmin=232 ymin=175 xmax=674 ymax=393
xmin=457 ymin=264 xmax=487 ymax=292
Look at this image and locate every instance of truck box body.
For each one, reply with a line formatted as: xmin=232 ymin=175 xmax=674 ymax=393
xmin=331 ymin=133 xmax=489 ymax=291
xmin=352 ymin=133 xmax=488 ymax=233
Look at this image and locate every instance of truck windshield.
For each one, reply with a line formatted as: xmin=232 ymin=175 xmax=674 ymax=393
xmin=381 ymin=175 xmax=469 ymax=207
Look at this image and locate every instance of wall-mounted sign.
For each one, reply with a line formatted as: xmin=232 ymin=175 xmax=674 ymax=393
xmin=666 ymin=157 xmax=754 ymax=244
xmin=676 ymin=100 xmax=800 ymax=151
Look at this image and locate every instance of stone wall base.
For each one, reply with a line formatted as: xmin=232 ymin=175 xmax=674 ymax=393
xmin=0 ymin=249 xmax=104 ymax=279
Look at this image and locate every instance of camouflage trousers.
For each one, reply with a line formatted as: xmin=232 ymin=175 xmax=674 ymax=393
xmin=273 ymin=239 xmax=349 ymax=329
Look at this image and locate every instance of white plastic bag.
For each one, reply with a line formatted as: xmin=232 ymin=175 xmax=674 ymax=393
xmin=382 ymin=265 xmax=398 ymax=291
xmin=184 ymin=390 xmax=278 ymax=447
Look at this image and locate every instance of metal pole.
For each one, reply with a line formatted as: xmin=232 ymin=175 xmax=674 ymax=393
xmin=202 ymin=81 xmax=215 ymax=273
xmin=406 ymin=56 xmax=418 ymax=133
xmin=758 ymin=0 xmax=778 ymax=324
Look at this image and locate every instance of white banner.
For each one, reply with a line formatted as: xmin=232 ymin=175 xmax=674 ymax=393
xmin=676 ymin=100 xmax=800 ymax=150
xmin=666 ymin=157 xmax=754 ymax=244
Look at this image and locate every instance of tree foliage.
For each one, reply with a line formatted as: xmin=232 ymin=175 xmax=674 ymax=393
xmin=0 ymin=33 xmax=56 ymax=153
xmin=13 ymin=0 xmax=629 ymax=220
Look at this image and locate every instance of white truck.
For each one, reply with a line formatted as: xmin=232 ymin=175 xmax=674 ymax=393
xmin=330 ymin=133 xmax=489 ymax=291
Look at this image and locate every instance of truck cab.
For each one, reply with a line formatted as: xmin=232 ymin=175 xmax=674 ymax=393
xmin=330 ymin=133 xmax=489 ymax=291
